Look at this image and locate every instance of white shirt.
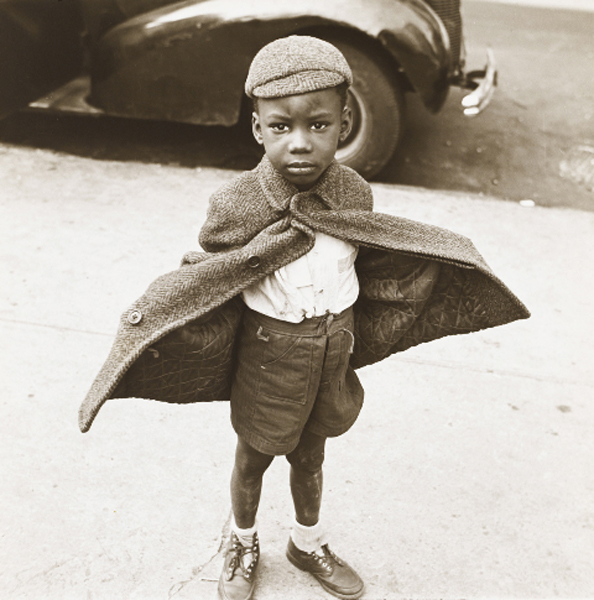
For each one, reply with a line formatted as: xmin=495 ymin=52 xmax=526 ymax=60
xmin=242 ymin=232 xmax=359 ymax=322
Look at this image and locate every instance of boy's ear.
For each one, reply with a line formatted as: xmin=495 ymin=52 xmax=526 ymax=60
xmin=252 ymin=112 xmax=264 ymax=145
xmin=339 ymin=106 xmax=353 ymax=143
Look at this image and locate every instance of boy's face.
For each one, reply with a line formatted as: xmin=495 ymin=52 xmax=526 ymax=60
xmin=252 ymin=88 xmax=352 ymax=190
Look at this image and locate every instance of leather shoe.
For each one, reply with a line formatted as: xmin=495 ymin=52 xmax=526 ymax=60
xmin=218 ymin=531 xmax=259 ymax=600
xmin=286 ymin=538 xmax=364 ymax=599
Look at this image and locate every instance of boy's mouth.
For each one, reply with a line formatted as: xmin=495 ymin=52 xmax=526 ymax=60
xmin=286 ymin=162 xmax=317 ymax=175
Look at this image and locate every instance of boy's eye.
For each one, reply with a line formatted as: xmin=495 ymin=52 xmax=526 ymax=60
xmin=311 ymin=122 xmax=328 ymax=131
xmin=270 ymin=123 xmax=289 ymax=132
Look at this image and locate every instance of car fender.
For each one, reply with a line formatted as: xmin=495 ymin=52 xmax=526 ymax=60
xmin=0 ymin=0 xmax=83 ymax=119
xmin=89 ymin=0 xmax=451 ymax=125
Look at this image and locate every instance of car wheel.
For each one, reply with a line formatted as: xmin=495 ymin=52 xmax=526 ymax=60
xmin=326 ymin=38 xmax=405 ymax=180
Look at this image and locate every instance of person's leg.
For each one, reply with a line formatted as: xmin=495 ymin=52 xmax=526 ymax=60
xmin=285 ymin=430 xmax=364 ymax=600
xmin=219 ymin=436 xmax=273 ymax=600
xmin=286 ymin=429 xmax=326 ymax=527
xmin=231 ymin=435 xmax=274 ymax=528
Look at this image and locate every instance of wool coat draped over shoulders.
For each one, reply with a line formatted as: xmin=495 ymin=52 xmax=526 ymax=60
xmin=79 ymin=158 xmax=530 ymax=432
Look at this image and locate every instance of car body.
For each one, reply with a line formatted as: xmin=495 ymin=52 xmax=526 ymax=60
xmin=0 ymin=0 xmax=497 ymax=178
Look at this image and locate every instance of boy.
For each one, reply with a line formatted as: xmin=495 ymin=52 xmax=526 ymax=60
xmin=199 ymin=36 xmax=368 ymax=600
xmin=78 ymin=32 xmax=529 ymax=600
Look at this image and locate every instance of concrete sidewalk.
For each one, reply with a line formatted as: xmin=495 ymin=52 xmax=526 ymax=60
xmin=466 ymin=0 xmax=594 ymax=12
xmin=468 ymin=0 xmax=594 ymax=11
xmin=1 ymin=146 xmax=593 ymax=599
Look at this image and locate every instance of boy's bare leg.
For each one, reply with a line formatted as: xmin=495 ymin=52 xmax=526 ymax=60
xmin=231 ymin=436 xmax=274 ymax=528
xmin=286 ymin=430 xmax=326 ymax=526
xmin=286 ymin=431 xmax=364 ymax=599
xmin=290 ymin=467 xmax=323 ymax=526
xmin=219 ymin=437 xmax=272 ymax=600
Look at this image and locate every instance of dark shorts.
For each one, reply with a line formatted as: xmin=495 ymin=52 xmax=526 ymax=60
xmin=230 ymin=306 xmax=364 ymax=455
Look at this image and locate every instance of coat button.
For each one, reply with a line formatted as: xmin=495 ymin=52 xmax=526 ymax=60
xmin=128 ymin=309 xmax=143 ymax=325
xmin=247 ymin=255 xmax=260 ymax=268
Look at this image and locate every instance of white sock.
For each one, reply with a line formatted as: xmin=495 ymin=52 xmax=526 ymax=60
xmin=291 ymin=519 xmax=327 ymax=554
xmin=231 ymin=516 xmax=258 ymax=548
xmin=231 ymin=517 xmax=258 ymax=570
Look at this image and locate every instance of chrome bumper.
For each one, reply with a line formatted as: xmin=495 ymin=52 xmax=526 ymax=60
xmin=455 ymin=48 xmax=497 ymax=117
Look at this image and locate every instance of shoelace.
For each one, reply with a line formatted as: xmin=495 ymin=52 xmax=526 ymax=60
xmin=309 ymin=544 xmax=343 ymax=571
xmin=228 ymin=536 xmax=259 ymax=580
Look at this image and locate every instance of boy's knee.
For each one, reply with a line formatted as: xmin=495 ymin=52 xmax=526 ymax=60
xmin=286 ymin=436 xmax=326 ymax=473
xmin=235 ymin=437 xmax=274 ymax=478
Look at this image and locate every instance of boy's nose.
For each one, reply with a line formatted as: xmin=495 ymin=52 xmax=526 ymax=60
xmin=288 ymin=130 xmax=312 ymax=153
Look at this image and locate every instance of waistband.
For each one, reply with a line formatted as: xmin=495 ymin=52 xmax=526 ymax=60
xmin=244 ymin=305 xmax=354 ymax=337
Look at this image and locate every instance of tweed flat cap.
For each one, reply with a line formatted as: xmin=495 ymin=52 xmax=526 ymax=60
xmin=245 ymin=35 xmax=353 ymax=99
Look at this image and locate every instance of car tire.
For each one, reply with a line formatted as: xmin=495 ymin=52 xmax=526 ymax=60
xmin=324 ymin=37 xmax=405 ymax=180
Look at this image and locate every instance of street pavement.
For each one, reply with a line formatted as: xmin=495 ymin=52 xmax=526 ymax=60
xmin=469 ymin=0 xmax=594 ymax=10
xmin=1 ymin=146 xmax=593 ymax=599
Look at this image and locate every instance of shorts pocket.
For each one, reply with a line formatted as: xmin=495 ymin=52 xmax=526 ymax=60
xmin=260 ymin=330 xmax=301 ymax=368
xmin=257 ymin=328 xmax=314 ymax=405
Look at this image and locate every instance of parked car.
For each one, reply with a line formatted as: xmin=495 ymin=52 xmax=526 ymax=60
xmin=0 ymin=0 xmax=496 ymax=179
